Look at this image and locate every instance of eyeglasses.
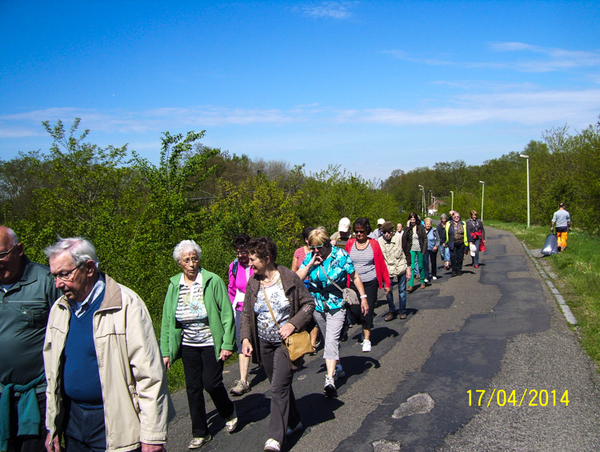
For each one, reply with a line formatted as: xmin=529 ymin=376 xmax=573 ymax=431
xmin=236 ymin=250 xmax=248 ymax=256
xmin=181 ymin=257 xmax=199 ymax=264
xmin=354 ymin=230 xmax=366 ymax=234
xmin=53 ymin=264 xmax=82 ymax=282
xmin=383 ymin=230 xmax=394 ymax=235
xmin=0 ymin=244 xmax=16 ymax=261
xmin=309 ymin=245 xmax=324 ymax=251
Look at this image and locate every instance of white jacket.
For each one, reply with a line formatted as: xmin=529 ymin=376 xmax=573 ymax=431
xmin=44 ymin=274 xmax=172 ymax=452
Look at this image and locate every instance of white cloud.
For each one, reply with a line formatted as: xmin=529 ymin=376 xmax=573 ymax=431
xmin=385 ymin=42 xmax=600 ymax=73
xmin=1 ymin=87 xmax=598 ymax=140
xmin=294 ymin=1 xmax=358 ymax=19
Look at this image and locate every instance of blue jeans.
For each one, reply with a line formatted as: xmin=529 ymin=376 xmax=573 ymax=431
xmin=423 ymin=250 xmax=437 ymax=279
xmin=386 ymin=274 xmax=407 ymax=314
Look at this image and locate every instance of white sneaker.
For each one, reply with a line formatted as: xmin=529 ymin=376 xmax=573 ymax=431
xmin=432 ymin=276 xmax=438 ymax=280
xmin=264 ymin=438 xmax=281 ymax=451
xmin=362 ymin=339 xmax=372 ymax=352
xmin=424 ymin=278 xmax=429 ymax=283
xmin=189 ymin=436 xmax=211 ymax=449
xmin=324 ymin=375 xmax=336 ymax=396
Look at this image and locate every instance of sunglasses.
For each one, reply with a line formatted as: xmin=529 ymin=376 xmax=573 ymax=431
xmin=309 ymin=245 xmax=324 ymax=251
xmin=354 ymin=229 xmax=366 ymax=234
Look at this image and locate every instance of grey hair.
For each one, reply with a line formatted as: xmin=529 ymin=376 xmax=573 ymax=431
xmin=2 ymin=227 xmax=19 ymax=247
xmin=173 ymin=240 xmax=202 ymax=263
xmin=440 ymin=213 xmax=447 ymax=219
xmin=44 ymin=237 xmax=99 ymax=269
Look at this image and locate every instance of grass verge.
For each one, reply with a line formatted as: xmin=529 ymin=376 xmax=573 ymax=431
xmin=487 ymin=221 xmax=600 ymax=370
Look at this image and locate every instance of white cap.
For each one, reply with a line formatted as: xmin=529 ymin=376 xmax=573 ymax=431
xmin=377 ymin=218 xmax=385 ymax=226
xmin=338 ymin=217 xmax=351 ymax=233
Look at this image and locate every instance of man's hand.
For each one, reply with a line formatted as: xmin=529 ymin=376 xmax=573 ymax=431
xmin=141 ymin=443 xmax=166 ymax=452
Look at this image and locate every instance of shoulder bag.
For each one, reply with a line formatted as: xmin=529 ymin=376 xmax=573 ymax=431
xmin=319 ymin=264 xmax=360 ymax=306
xmin=260 ymin=282 xmax=313 ymax=361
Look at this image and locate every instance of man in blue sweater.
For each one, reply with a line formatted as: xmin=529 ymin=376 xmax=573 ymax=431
xmin=44 ymin=237 xmax=171 ymax=452
xmin=0 ymin=226 xmax=60 ymax=452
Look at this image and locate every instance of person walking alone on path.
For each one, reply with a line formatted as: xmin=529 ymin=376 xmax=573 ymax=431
xmin=551 ymin=202 xmax=571 ymax=251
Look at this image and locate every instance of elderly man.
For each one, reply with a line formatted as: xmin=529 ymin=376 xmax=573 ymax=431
xmin=551 ymin=202 xmax=571 ymax=251
xmin=44 ymin=237 xmax=171 ymax=452
xmin=0 ymin=227 xmax=60 ymax=452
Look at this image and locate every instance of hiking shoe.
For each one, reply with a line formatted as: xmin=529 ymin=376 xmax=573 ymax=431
xmin=420 ymin=283 xmax=426 ymax=290
xmin=286 ymin=421 xmax=303 ymax=436
xmin=324 ymin=375 xmax=336 ymax=396
xmin=399 ymin=313 xmax=407 ymax=319
xmin=334 ymin=364 xmax=345 ymax=381
xmin=407 ymin=286 xmax=414 ymax=293
xmin=384 ymin=311 xmax=397 ymax=322
xmin=230 ymin=380 xmax=250 ymax=396
xmin=188 ymin=436 xmax=211 ymax=449
xmin=362 ymin=339 xmax=372 ymax=352
xmin=264 ymin=438 xmax=281 ymax=451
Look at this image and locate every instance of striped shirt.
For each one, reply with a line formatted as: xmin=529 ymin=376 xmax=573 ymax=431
xmin=175 ymin=273 xmax=214 ymax=347
xmin=349 ymin=241 xmax=377 ymax=283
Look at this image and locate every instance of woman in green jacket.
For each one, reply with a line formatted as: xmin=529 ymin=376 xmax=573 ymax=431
xmin=160 ymin=240 xmax=237 ymax=449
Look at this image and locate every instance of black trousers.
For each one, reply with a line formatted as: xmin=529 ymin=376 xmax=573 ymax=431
xmin=259 ymin=339 xmax=300 ymax=444
xmin=451 ymin=242 xmax=466 ymax=272
xmin=182 ymin=345 xmax=234 ymax=438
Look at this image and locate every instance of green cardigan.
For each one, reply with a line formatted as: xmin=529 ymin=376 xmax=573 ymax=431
xmin=160 ymin=268 xmax=235 ymax=362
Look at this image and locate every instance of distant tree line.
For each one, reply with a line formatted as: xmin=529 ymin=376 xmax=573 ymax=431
xmin=382 ymin=118 xmax=600 ymax=233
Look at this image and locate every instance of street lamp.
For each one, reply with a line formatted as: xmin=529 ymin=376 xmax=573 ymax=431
xmin=519 ymin=154 xmax=530 ymax=228
xmin=479 ymin=181 xmax=485 ymax=221
xmin=450 ymin=191 xmax=454 ymax=211
xmin=428 ymin=190 xmax=432 ymax=214
xmin=418 ymin=185 xmax=425 ymax=216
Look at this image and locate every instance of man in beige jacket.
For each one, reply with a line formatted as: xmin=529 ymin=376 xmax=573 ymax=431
xmin=43 ymin=237 xmax=171 ymax=452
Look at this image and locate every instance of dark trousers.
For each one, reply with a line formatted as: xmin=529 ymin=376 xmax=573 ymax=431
xmin=451 ymin=242 xmax=466 ymax=272
xmin=424 ymin=249 xmax=437 ymax=279
xmin=182 ymin=345 xmax=234 ymax=438
xmin=349 ymin=278 xmax=378 ymax=330
xmin=64 ymin=401 xmax=106 ymax=452
xmin=259 ymin=340 xmax=300 ymax=445
xmin=6 ymin=392 xmax=46 ymax=452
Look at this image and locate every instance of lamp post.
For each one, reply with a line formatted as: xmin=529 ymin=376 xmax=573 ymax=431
xmin=418 ymin=185 xmax=425 ymax=216
xmin=428 ymin=190 xmax=432 ymax=214
xmin=479 ymin=181 xmax=485 ymax=221
xmin=519 ymin=154 xmax=530 ymax=228
xmin=450 ymin=190 xmax=454 ymax=211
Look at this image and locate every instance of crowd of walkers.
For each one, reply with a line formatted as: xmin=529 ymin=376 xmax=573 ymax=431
xmin=0 ymin=210 xmax=485 ymax=452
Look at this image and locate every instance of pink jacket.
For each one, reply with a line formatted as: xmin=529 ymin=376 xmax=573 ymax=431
xmin=345 ymin=238 xmax=391 ymax=289
xmin=228 ymin=260 xmax=254 ymax=311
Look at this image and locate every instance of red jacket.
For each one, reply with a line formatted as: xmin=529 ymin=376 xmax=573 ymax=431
xmin=345 ymin=238 xmax=391 ymax=290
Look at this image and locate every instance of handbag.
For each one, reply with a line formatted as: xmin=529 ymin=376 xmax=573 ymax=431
xmin=260 ymin=282 xmax=313 ymax=361
xmin=319 ymin=265 xmax=361 ymax=306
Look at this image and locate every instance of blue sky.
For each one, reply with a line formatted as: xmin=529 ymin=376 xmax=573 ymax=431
xmin=1 ymin=0 xmax=599 ymax=180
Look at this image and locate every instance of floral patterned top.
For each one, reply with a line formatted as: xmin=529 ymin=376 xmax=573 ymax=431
xmin=254 ymin=274 xmax=290 ymax=342
xmin=300 ymin=246 xmax=355 ymax=313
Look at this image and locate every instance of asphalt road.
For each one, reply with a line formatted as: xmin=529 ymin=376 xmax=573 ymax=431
xmin=165 ymin=227 xmax=600 ymax=451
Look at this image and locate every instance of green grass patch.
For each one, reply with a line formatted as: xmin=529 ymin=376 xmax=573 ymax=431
xmin=487 ymin=221 xmax=600 ymax=369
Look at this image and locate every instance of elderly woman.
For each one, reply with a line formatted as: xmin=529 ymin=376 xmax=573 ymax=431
xmin=160 ymin=240 xmax=237 ymax=449
xmin=345 ymin=218 xmax=391 ymax=352
xmin=240 ymin=237 xmax=315 ymax=452
xmin=445 ymin=212 xmax=468 ymax=276
xmin=437 ymin=213 xmax=451 ymax=270
xmin=423 ymin=217 xmax=440 ymax=282
xmin=405 ymin=212 xmax=428 ymax=292
xmin=297 ymin=227 xmax=367 ymax=395
xmin=466 ymin=210 xmax=486 ymax=268
xmin=228 ymin=233 xmax=254 ymax=397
